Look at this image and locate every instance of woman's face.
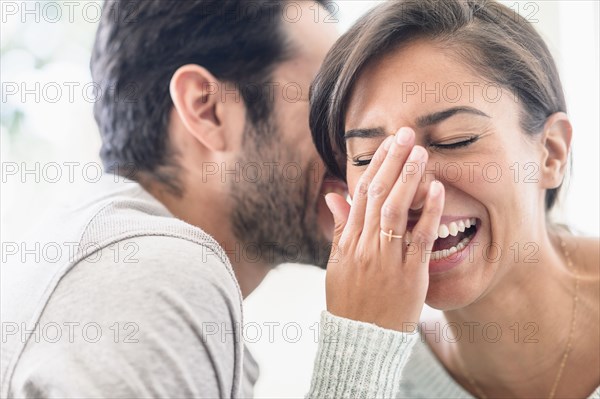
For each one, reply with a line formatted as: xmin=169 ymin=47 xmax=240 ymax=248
xmin=344 ymin=40 xmax=549 ymax=310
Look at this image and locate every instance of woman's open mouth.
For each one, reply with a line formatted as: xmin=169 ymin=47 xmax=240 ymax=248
xmin=430 ymin=217 xmax=479 ymax=261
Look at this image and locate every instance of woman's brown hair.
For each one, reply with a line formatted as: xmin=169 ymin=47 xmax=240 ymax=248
xmin=309 ymin=0 xmax=567 ymax=211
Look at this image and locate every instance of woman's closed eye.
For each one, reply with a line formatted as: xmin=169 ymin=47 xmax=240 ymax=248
xmin=351 ymin=156 xmax=374 ymax=167
xmin=349 ymin=135 xmax=481 ymax=167
xmin=429 ymin=134 xmax=480 ymax=150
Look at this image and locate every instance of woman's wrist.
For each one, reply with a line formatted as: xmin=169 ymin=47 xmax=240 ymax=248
xmin=306 ymin=310 xmax=420 ymax=398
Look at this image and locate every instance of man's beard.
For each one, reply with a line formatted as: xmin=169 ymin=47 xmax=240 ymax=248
xmin=229 ymin=120 xmax=330 ymax=269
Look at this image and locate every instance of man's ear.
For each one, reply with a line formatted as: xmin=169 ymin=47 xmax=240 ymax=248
xmin=169 ymin=64 xmax=228 ymax=152
xmin=539 ymin=112 xmax=573 ymax=189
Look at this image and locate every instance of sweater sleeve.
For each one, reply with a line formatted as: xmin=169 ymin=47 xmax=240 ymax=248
xmin=306 ymin=311 xmax=419 ymax=398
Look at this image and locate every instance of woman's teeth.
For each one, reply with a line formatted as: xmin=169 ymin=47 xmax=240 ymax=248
xmin=435 ymin=218 xmax=476 ymax=239
xmin=430 ymin=235 xmax=474 ymax=260
xmin=430 ymin=218 xmax=477 ymax=261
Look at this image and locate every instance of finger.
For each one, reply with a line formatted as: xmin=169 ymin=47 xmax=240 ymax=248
xmin=379 ymin=145 xmax=428 ymax=262
xmin=343 ymin=135 xmax=394 ymax=238
xmin=325 ymin=192 xmax=351 ymax=265
xmin=409 ymin=175 xmax=430 ymax=211
xmin=324 ymin=193 xmax=350 ymax=244
xmin=406 ymin=143 xmax=437 ymax=211
xmin=363 ymin=127 xmax=415 ymax=241
xmin=407 ymin=180 xmax=445 ymax=268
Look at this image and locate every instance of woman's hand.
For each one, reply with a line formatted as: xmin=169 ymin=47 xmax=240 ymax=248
xmin=324 ymin=127 xmax=445 ymax=332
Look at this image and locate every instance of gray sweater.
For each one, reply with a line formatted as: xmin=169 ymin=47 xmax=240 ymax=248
xmin=1 ymin=176 xmax=416 ymax=398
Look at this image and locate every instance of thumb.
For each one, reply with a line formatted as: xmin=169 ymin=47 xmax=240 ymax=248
xmin=324 ymin=192 xmax=350 ymax=243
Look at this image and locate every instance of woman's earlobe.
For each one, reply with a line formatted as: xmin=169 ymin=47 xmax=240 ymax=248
xmin=169 ymin=64 xmax=227 ymax=152
xmin=540 ymin=112 xmax=572 ymax=189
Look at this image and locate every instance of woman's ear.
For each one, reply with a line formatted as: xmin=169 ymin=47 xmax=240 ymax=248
xmin=169 ymin=64 xmax=228 ymax=152
xmin=540 ymin=112 xmax=573 ymax=189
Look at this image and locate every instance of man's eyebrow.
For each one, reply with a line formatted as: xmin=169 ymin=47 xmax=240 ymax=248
xmin=344 ymin=127 xmax=387 ymax=140
xmin=416 ymin=106 xmax=490 ymax=128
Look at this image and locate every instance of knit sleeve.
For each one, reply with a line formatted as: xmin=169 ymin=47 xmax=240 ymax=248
xmin=306 ymin=310 xmax=419 ymax=398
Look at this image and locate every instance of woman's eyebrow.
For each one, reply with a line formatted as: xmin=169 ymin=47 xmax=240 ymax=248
xmin=416 ymin=106 xmax=490 ymax=128
xmin=343 ymin=107 xmax=489 ymax=140
xmin=344 ymin=127 xmax=386 ymax=140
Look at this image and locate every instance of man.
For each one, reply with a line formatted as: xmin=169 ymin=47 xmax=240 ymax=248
xmin=1 ymin=1 xmax=417 ymax=397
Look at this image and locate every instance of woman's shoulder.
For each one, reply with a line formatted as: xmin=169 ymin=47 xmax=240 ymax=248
xmin=569 ymin=235 xmax=600 ymax=395
xmin=398 ymin=337 xmax=472 ymax=398
xmin=397 ymin=312 xmax=473 ymax=398
xmin=571 ymin=235 xmax=599 ymax=287
xmin=575 ymin=235 xmax=599 ymax=259
xmin=563 ymin=234 xmax=599 ymax=278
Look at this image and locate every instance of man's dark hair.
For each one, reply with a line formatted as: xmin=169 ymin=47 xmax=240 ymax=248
xmin=91 ymin=0 xmax=328 ymax=194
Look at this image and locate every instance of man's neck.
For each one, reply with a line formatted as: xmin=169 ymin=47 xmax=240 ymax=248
xmin=140 ymin=178 xmax=271 ymax=298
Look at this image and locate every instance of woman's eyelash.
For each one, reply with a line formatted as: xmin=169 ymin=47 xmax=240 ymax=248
xmin=351 ymin=158 xmax=373 ymax=167
xmin=350 ymin=135 xmax=481 ymax=167
xmin=430 ymin=135 xmax=480 ymax=149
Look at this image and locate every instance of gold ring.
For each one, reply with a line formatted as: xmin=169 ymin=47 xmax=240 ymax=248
xmin=381 ymin=229 xmax=403 ymax=243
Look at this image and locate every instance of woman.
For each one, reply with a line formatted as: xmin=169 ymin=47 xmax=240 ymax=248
xmin=311 ymin=0 xmax=599 ymax=397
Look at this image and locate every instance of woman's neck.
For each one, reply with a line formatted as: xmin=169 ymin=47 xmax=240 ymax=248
xmin=439 ymin=231 xmax=595 ymax=398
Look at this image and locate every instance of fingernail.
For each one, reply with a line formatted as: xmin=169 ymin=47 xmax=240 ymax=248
xmin=324 ymin=193 xmax=336 ymax=213
xmin=407 ymin=146 xmax=425 ymax=161
xmin=396 ymin=128 xmax=413 ymax=145
xmin=430 ymin=180 xmax=443 ymax=197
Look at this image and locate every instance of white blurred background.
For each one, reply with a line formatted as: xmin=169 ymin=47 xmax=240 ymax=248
xmin=1 ymin=1 xmax=598 ymax=397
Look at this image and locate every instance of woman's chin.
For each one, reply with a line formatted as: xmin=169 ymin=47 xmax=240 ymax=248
xmin=425 ymin=263 xmax=489 ymax=311
xmin=423 ymin=224 xmax=493 ymax=309
xmin=425 ymin=292 xmax=478 ymax=311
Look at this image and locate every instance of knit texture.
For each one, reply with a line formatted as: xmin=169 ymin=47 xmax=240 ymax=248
xmin=1 ymin=176 xmax=420 ymax=398
xmin=308 ymin=311 xmax=419 ymax=398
